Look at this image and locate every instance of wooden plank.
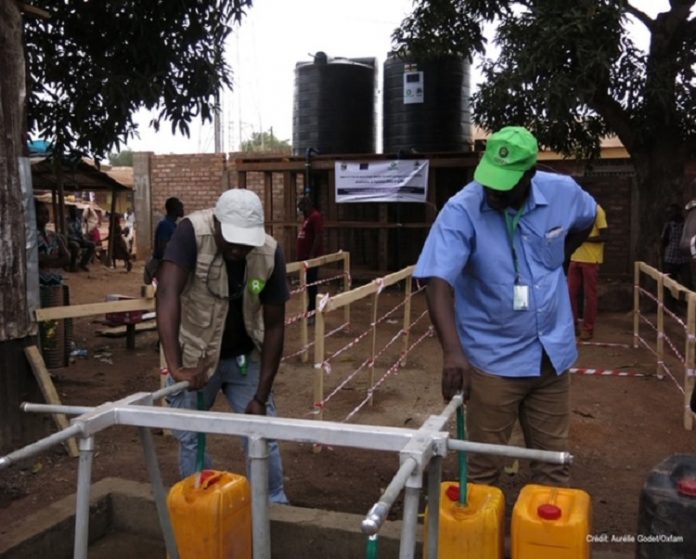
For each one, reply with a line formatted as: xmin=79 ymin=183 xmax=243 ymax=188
xmin=325 ymin=266 xmax=415 ymax=312
xmin=313 ymin=309 xmax=326 ymax=422
xmin=657 ymin=273 xmax=665 ymax=379
xmin=633 ymin=262 xmax=640 ymax=349
xmin=663 ymin=274 xmax=691 ymax=299
xmin=286 ymin=250 xmax=347 ymax=273
xmin=686 ymin=293 xmax=696 ymax=430
xmin=327 ymin=170 xmax=337 ymax=255
xmin=284 ymin=172 xmax=297 ymax=261
xmin=264 ymin=172 xmax=273 ymax=237
xmin=266 ymin=220 xmax=432 ymax=230
xmin=23 ymin=346 xmax=79 ymax=458
xmin=96 ymin=319 xmax=157 ymax=337
xmin=637 ymin=261 xmax=661 ymax=282
xmin=35 ymin=297 xmax=155 ymax=321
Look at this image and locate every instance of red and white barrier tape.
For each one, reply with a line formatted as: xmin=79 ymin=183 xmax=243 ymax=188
xmin=342 ymin=326 xmax=433 ymax=423
xmin=569 ymin=367 xmax=645 ymax=377
xmin=636 ymin=335 xmax=685 ymax=393
xmin=578 ymin=341 xmax=632 ymax=348
xmin=638 ymin=314 xmax=685 ymax=363
xmin=637 ymin=287 xmax=688 ymax=329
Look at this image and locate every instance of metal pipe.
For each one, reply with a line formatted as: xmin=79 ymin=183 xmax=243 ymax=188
xmin=73 ymin=436 xmax=95 ymax=559
xmin=0 ymin=423 xmax=83 ymax=470
xmin=448 ymin=439 xmax=572 ymax=464
xmin=138 ymin=427 xmax=179 ymax=559
xmin=151 ymin=381 xmax=189 ymax=402
xmin=20 ymin=383 xmax=189 ymax=417
xmin=22 ymin=402 xmax=93 ymax=415
xmin=362 ymin=457 xmax=418 ymax=535
xmin=437 ymin=393 xmax=463 ymax=422
xmin=248 ymin=436 xmax=271 ymax=559
xmin=425 ymin=456 xmax=442 ymax=559
xmin=399 ymin=483 xmax=421 ymax=559
xmin=115 ymin=405 xmax=417 ymax=452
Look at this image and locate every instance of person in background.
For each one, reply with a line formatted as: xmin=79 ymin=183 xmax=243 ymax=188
xmin=156 ymin=188 xmax=289 ymax=504
xmin=110 ymin=213 xmax=132 ymax=272
xmin=567 ymin=204 xmax=608 ymax=341
xmin=414 ymin=126 xmax=596 ymax=486
xmin=155 ymin=197 xmax=185 ymax=260
xmin=145 ymin=197 xmax=184 ymax=284
xmin=83 ymin=203 xmax=102 ymax=248
xmin=124 ymin=207 xmax=135 ymax=230
xmin=66 ymin=205 xmax=95 ymax=272
xmin=296 ymin=196 xmax=324 ymax=317
xmin=36 ymin=200 xmax=70 ymax=286
xmin=661 ymin=203 xmax=692 ymax=310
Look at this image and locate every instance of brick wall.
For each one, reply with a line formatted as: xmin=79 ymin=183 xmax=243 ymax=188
xmin=149 ymin=153 xmax=228 ymax=227
xmin=137 ymin=153 xmax=643 ymax=281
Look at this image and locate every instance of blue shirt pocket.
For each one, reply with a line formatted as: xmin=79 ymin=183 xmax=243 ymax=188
xmin=531 ymin=228 xmax=566 ymax=270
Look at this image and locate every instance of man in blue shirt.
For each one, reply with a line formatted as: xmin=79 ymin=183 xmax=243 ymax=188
xmin=414 ymin=126 xmax=597 ymax=485
xmin=145 ymin=197 xmax=184 ymax=284
xmin=154 ymin=197 xmax=185 ymax=259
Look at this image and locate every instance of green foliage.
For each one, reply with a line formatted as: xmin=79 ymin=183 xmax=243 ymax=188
xmin=240 ymin=129 xmax=291 ymax=153
xmin=392 ymin=1 xmax=696 ymax=160
xmin=108 ymin=150 xmax=134 ymax=167
xmin=23 ymin=1 xmax=253 ymax=161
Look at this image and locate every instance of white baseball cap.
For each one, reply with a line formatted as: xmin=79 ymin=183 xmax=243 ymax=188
xmin=213 ymin=189 xmax=266 ymax=247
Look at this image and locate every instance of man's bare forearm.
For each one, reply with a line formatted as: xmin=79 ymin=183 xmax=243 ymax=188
xmin=257 ymin=305 xmax=285 ymax=401
xmin=156 ymin=285 xmax=182 ymax=372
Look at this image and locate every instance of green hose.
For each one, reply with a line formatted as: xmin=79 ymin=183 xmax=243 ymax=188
xmin=456 ymin=404 xmax=468 ymax=506
xmin=365 ymin=534 xmax=379 ymax=559
xmin=195 ymin=391 xmax=206 ymax=477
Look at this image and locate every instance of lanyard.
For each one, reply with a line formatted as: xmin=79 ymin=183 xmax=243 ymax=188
xmin=504 ymin=206 xmax=525 ymax=282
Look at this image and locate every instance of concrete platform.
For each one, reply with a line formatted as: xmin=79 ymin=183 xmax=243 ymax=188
xmin=0 ymin=477 xmax=633 ymax=558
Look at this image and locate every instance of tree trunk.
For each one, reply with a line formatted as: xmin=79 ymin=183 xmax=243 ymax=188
xmin=632 ymin=141 xmax=688 ymax=265
xmin=0 ymin=0 xmax=30 ymax=340
xmin=0 ymin=2 xmax=48 ymax=453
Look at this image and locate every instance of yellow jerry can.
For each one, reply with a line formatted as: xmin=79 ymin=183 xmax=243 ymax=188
xmin=423 ymin=481 xmax=505 ymax=559
xmin=511 ymin=483 xmax=591 ymax=559
xmin=167 ymin=470 xmax=252 ymax=559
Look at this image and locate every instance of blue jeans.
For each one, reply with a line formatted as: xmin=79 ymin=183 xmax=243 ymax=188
xmin=166 ymin=355 xmax=289 ymax=504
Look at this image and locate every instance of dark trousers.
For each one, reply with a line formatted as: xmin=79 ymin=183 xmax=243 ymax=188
xmin=68 ymin=237 xmax=95 ymax=268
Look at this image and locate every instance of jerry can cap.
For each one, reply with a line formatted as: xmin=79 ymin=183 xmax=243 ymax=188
xmin=198 ymin=469 xmax=222 ymax=488
xmin=677 ymin=478 xmax=696 ymax=497
xmin=445 ymin=485 xmax=461 ymax=502
xmin=537 ymin=503 xmax=562 ymax=520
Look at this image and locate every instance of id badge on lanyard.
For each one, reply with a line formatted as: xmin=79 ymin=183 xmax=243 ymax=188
xmin=513 ymin=283 xmax=529 ymax=311
xmin=505 ymin=208 xmax=529 ymax=311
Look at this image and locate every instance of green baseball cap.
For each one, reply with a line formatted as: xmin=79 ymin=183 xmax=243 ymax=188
xmin=474 ymin=126 xmax=539 ymax=191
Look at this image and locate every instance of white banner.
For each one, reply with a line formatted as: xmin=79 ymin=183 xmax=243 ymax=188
xmin=335 ymin=160 xmax=429 ymax=203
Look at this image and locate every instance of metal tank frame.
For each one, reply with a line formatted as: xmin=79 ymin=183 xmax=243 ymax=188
xmin=0 ymin=384 xmax=572 ymax=559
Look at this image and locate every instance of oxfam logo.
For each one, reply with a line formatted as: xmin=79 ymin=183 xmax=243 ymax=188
xmin=248 ymin=278 xmax=266 ymax=295
xmin=498 ymin=147 xmax=509 ymax=158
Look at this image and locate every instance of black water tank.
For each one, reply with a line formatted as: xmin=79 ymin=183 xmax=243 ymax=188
xmin=636 ymin=453 xmax=696 ymax=558
xmin=383 ymin=54 xmax=473 ymax=154
xmin=293 ymin=52 xmax=376 ymax=156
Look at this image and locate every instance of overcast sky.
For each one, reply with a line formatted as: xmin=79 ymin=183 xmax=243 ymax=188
xmin=124 ymin=0 xmax=668 ymax=156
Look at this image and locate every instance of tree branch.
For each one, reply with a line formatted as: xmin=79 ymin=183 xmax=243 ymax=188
xmin=589 ymin=88 xmax=637 ymax=153
xmin=14 ymin=2 xmax=50 ymax=19
xmin=624 ymin=2 xmax=654 ymax=31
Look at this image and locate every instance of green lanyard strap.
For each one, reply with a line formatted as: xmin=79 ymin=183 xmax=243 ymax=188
xmin=504 ymin=206 xmax=525 ymax=282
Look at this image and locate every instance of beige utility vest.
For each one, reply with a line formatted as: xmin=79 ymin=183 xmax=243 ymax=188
xmin=179 ymin=209 xmax=277 ymax=378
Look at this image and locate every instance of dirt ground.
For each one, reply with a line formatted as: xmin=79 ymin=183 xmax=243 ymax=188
xmin=1 ymin=259 xmax=695 ymax=554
